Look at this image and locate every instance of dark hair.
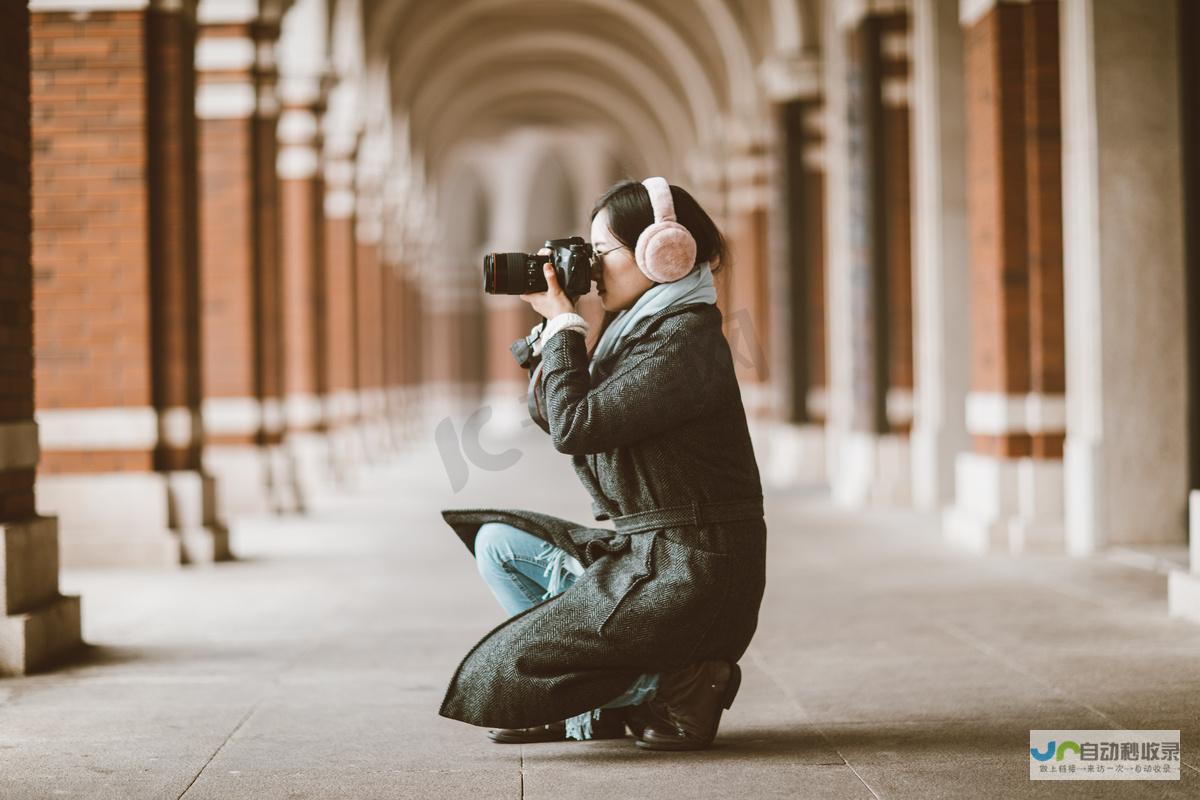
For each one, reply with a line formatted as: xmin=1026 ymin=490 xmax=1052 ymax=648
xmin=586 ymin=179 xmax=729 ymax=355
xmin=589 ymin=179 xmax=729 ymax=275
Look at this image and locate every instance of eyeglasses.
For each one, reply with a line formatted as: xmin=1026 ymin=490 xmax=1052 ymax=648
xmin=591 ymin=244 xmax=625 ymax=266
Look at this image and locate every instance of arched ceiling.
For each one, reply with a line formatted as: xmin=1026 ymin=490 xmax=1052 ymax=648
xmin=356 ymin=0 xmax=816 ymax=173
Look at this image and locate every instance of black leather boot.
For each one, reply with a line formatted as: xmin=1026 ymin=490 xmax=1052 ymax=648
xmin=488 ymin=708 xmax=628 ymax=743
xmin=635 ymin=661 xmax=741 ymax=751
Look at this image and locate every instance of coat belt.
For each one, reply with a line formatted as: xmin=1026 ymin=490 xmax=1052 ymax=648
xmin=609 ymin=496 xmax=764 ymax=536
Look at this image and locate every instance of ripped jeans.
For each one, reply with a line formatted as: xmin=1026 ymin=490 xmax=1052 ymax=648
xmin=474 ymin=521 xmax=659 ymax=740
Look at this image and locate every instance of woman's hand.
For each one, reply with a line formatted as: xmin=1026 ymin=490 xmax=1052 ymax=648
xmin=519 ymin=248 xmax=577 ymax=319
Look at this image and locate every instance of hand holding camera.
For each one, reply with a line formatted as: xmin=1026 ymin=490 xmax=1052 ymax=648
xmin=517 ymin=248 xmax=577 ymax=319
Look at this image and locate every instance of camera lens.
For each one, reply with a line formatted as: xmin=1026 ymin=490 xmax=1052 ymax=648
xmin=483 ymin=252 xmax=530 ymax=294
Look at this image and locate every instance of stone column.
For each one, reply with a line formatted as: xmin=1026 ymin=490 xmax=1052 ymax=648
xmin=276 ymin=18 xmax=329 ymax=507
xmin=0 ymin=0 xmax=82 ymax=675
xmin=195 ymin=1 xmax=273 ymax=515
xmin=31 ymin=0 xmax=227 ymax=566
xmin=1055 ymin=0 xmax=1188 ymax=556
xmin=825 ymin=1 xmax=915 ymax=506
xmin=910 ymin=0 xmax=970 ymax=510
xmin=944 ymin=0 xmax=1067 ymax=554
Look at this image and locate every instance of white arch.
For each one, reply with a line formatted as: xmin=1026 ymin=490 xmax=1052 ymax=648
xmin=405 ymin=31 xmax=700 ymax=154
xmin=693 ymin=0 xmax=762 ymax=116
xmin=419 ymin=73 xmax=671 ymax=176
xmin=378 ymin=0 xmax=723 ymax=133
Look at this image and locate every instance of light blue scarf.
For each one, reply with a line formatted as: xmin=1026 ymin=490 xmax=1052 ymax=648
xmin=587 ymin=261 xmax=717 ymax=376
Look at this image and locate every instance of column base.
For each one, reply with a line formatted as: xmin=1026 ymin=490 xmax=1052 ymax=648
xmin=1166 ymin=490 xmax=1200 ymax=624
xmin=753 ymin=420 xmax=826 ymax=489
xmin=285 ymin=430 xmax=334 ymax=510
xmin=0 ymin=593 xmax=82 ymax=677
xmin=0 ymin=517 xmax=82 ymax=674
xmin=352 ymin=388 xmax=394 ymax=463
xmin=37 ymin=471 xmax=231 ymax=567
xmin=943 ymin=452 xmax=1064 ymax=555
xmin=265 ymin=443 xmax=302 ymax=513
xmin=830 ymin=430 xmax=911 ymax=507
xmin=203 ymin=444 xmax=274 ymax=517
xmin=1168 ymin=571 xmax=1200 ymax=624
xmin=325 ymin=422 xmax=366 ymax=487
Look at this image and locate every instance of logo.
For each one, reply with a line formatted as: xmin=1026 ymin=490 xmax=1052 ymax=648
xmin=1029 ymin=730 xmax=1180 ymax=780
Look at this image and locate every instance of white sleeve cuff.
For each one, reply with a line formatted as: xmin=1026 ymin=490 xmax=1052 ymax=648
xmin=534 ymin=312 xmax=589 ymax=356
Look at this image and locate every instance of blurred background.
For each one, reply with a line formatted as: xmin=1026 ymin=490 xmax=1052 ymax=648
xmin=1 ymin=0 xmax=1199 ymax=677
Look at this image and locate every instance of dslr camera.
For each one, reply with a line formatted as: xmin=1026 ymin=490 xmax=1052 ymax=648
xmin=483 ymin=236 xmax=594 ymax=300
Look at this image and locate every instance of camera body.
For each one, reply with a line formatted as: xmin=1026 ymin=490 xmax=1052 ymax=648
xmin=483 ymin=236 xmax=594 ymax=299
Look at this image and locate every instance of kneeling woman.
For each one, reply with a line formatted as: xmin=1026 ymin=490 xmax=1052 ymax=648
xmin=438 ymin=177 xmax=767 ymax=751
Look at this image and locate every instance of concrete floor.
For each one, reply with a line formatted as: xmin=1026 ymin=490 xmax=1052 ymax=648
xmin=1 ymin=422 xmax=1198 ymax=799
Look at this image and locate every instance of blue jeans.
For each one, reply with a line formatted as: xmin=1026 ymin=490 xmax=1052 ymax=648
xmin=474 ymin=521 xmax=659 ymax=739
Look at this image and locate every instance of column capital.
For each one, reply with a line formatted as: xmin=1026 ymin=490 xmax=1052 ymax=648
xmin=32 ymin=0 xmax=197 ymax=12
xmin=836 ymin=0 xmax=910 ymax=31
xmin=960 ymin=0 xmax=1030 ymax=28
xmin=759 ymin=53 xmax=822 ymax=103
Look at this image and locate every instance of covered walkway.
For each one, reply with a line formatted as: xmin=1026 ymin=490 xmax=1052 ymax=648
xmin=3 ymin=424 xmax=1197 ymax=798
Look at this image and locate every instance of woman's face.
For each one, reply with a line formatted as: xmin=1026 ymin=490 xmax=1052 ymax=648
xmin=590 ymin=207 xmax=655 ymax=312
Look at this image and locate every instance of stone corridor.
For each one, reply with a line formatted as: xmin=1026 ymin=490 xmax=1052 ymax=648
xmin=2 ymin=424 xmax=1196 ymax=799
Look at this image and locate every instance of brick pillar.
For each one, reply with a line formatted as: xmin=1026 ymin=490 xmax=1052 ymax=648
xmin=195 ymin=10 xmax=273 ymax=515
xmin=399 ymin=264 xmax=425 ymax=440
xmin=353 ymin=186 xmax=390 ymax=456
xmin=769 ymin=97 xmax=828 ymax=487
xmin=277 ymin=85 xmax=330 ymax=506
xmin=832 ymin=8 xmax=914 ymax=506
xmin=944 ymin=0 xmax=1066 ymax=553
xmin=781 ymin=100 xmax=828 ymax=427
xmin=0 ymin=0 xmax=82 ymax=675
xmin=383 ymin=261 xmax=407 ymax=441
xmin=725 ymin=142 xmax=772 ymax=418
xmin=251 ymin=19 xmax=294 ymax=511
xmin=31 ymin=0 xmax=227 ymax=566
xmin=322 ymin=148 xmax=361 ymax=478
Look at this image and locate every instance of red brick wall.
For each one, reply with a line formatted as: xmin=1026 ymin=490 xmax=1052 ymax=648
xmin=198 ymin=114 xmax=256 ymax=433
xmin=1023 ymin=0 xmax=1065 ymax=458
xmin=280 ymin=174 xmax=323 ymax=409
xmin=0 ymin=1 xmax=36 ymax=520
xmin=400 ymin=268 xmax=423 ymax=389
xmin=31 ymin=10 xmax=155 ymax=473
xmin=384 ymin=264 xmax=405 ymax=387
xmin=354 ymin=240 xmax=382 ymax=392
xmin=964 ymin=4 xmax=1031 ymax=457
xmin=323 ymin=214 xmax=356 ymax=394
xmin=196 ymin=22 xmax=258 ymax=435
xmin=964 ymin=2 xmax=1064 ymax=459
xmin=31 ymin=11 xmax=152 ymax=414
xmin=729 ymin=207 xmax=771 ymax=385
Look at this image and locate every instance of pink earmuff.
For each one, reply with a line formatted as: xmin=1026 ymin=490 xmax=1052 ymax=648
xmin=635 ymin=176 xmax=697 ymax=283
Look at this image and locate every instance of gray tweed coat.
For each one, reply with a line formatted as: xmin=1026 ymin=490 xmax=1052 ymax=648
xmin=438 ymin=302 xmax=767 ymax=729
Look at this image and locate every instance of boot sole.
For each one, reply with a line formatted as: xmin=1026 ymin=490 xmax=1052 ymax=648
xmin=634 ymin=662 xmax=742 ymax=751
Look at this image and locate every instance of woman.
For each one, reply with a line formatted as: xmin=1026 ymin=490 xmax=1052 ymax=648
xmin=438 ymin=177 xmax=767 ymax=751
